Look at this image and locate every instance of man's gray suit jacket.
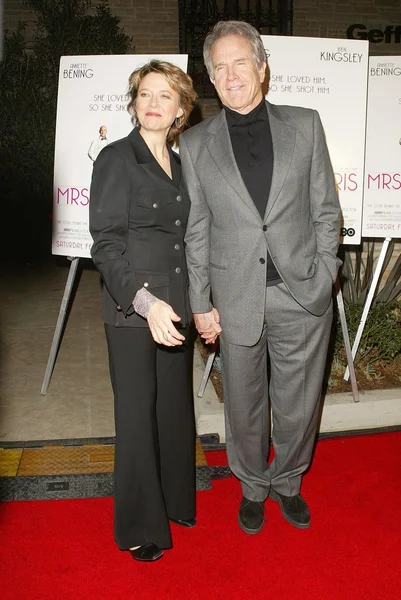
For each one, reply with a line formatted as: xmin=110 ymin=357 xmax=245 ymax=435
xmin=180 ymin=100 xmax=342 ymax=347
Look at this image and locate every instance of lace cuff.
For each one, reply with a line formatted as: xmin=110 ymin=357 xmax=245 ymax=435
xmin=132 ymin=287 xmax=158 ymax=318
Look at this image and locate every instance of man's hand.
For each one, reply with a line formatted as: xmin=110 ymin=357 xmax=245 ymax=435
xmin=194 ymin=308 xmax=222 ymax=344
xmin=147 ymin=300 xmax=185 ymax=346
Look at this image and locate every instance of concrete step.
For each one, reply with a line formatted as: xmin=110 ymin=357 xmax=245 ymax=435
xmin=193 ymin=348 xmax=401 ymax=442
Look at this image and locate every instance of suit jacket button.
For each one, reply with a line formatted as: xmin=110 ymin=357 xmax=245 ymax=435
xmin=144 ymin=282 xmax=149 ymax=287
xmin=175 ymin=267 xmax=181 ymax=273
xmin=176 ymin=195 xmax=182 ymax=202
xmin=174 ymin=244 xmax=180 ymax=250
xmin=175 ymin=220 xmax=181 ymax=226
xmin=259 ymin=258 xmax=266 ymax=264
xmin=263 ymin=225 xmax=268 ymax=231
xmin=152 ymin=202 xmax=158 ymax=208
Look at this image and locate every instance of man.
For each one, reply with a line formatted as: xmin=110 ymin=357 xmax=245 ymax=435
xmin=180 ymin=21 xmax=342 ymax=534
xmin=88 ymin=125 xmax=108 ymax=161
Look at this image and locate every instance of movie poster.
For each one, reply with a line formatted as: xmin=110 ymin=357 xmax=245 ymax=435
xmin=52 ymin=54 xmax=188 ymax=258
xmin=362 ymin=56 xmax=401 ymax=238
xmin=261 ymin=36 xmax=369 ymax=244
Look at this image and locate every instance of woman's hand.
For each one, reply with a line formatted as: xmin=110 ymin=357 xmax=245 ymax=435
xmin=147 ymin=300 xmax=185 ymax=346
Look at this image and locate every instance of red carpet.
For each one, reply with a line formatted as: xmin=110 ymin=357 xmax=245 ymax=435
xmin=1 ymin=431 xmax=401 ymax=600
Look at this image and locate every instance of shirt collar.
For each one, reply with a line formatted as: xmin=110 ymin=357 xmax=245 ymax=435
xmin=224 ymin=98 xmax=268 ymax=128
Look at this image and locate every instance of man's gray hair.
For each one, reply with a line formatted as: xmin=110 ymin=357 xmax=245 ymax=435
xmin=203 ymin=21 xmax=267 ymax=78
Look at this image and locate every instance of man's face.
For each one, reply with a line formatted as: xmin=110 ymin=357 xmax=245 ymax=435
xmin=210 ymin=35 xmax=266 ymax=114
xmin=100 ymin=126 xmax=107 ymax=137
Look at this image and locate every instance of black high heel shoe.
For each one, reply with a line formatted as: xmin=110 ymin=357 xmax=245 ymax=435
xmin=169 ymin=518 xmax=197 ymax=528
xmin=130 ymin=543 xmax=163 ymax=562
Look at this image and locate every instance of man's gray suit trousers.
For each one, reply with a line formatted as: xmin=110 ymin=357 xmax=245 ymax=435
xmin=219 ymin=281 xmax=333 ymax=501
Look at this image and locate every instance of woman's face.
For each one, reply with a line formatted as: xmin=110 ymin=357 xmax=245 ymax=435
xmin=135 ymin=72 xmax=183 ymax=134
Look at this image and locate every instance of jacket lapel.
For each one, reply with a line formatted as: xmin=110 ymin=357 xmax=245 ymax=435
xmin=206 ymin=105 xmax=297 ymax=222
xmin=206 ymin=111 xmax=262 ymax=221
xmin=168 ymin=145 xmax=182 ymax=188
xmin=128 ymin=127 xmax=180 ymax=190
xmin=264 ymin=101 xmax=296 ymax=221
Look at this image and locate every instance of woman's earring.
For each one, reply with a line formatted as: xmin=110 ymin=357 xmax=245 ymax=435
xmin=175 ymin=115 xmax=184 ymax=128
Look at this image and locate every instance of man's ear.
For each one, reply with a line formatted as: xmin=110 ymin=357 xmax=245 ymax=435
xmin=259 ymin=61 xmax=267 ymax=83
xmin=210 ymin=76 xmax=215 ymax=86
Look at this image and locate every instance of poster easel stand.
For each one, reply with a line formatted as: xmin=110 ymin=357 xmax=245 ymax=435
xmin=336 ymin=282 xmax=359 ymax=402
xmin=344 ymin=237 xmax=392 ymax=382
xmin=197 ymin=346 xmax=217 ymax=398
xmin=41 ymin=256 xmax=80 ymax=395
xmin=198 ymin=281 xmax=360 ymax=403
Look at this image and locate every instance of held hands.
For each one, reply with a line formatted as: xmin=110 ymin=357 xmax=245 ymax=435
xmin=147 ymin=300 xmax=185 ymax=347
xmin=194 ymin=308 xmax=222 ymax=344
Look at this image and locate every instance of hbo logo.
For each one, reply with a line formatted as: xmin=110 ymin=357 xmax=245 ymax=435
xmin=341 ymin=228 xmax=356 ymax=237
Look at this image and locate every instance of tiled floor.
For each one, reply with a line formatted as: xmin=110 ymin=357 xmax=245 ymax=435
xmin=0 ymin=260 xmax=112 ymax=440
xmin=0 ymin=259 xmax=228 ymax=500
xmin=2 ymin=258 xmax=399 ymax=501
xmin=0 ymin=437 xmax=225 ymax=501
xmin=0 ymin=439 xmax=207 ymax=479
xmin=0 ymin=258 xmax=218 ymax=442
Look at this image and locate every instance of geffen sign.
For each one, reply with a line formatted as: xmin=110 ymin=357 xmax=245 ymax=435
xmin=347 ymin=24 xmax=401 ymax=43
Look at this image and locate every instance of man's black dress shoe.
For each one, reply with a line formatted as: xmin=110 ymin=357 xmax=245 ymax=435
xmin=169 ymin=518 xmax=197 ymax=528
xmin=238 ymin=497 xmax=265 ymax=534
xmin=270 ymin=489 xmax=311 ymax=529
xmin=130 ymin=543 xmax=163 ymax=562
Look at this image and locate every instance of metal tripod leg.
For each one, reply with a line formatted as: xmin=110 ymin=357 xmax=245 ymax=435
xmin=197 ymin=350 xmax=217 ymax=398
xmin=41 ymin=257 xmax=79 ymax=395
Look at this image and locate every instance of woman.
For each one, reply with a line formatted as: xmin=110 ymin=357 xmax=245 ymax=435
xmin=89 ymin=61 xmax=197 ymax=562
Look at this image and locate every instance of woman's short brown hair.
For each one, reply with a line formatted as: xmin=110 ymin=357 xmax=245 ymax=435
xmin=127 ymin=60 xmax=197 ymax=146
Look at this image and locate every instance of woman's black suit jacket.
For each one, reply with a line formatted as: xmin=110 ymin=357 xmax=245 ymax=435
xmin=89 ymin=127 xmax=191 ymax=328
